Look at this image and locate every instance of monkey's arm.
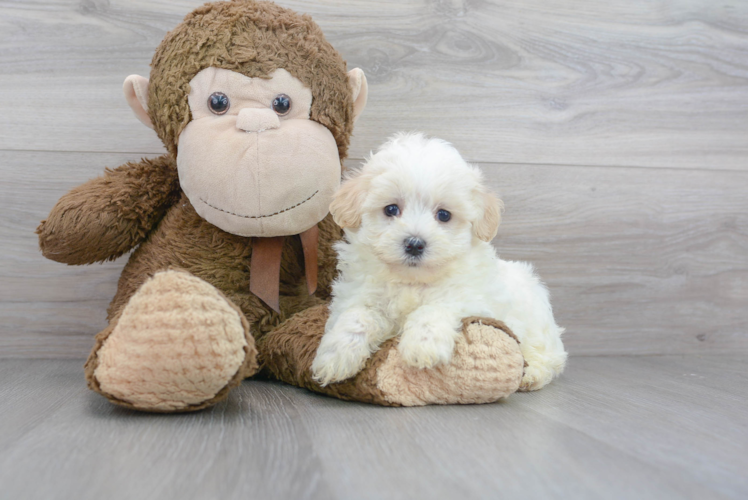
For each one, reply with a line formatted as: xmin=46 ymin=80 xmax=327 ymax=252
xmin=37 ymin=154 xmax=180 ymax=265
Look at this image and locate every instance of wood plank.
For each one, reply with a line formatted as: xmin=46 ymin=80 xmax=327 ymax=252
xmin=0 ymin=0 xmax=746 ymax=169
xmin=2 ymin=151 xmax=746 ymax=357
xmin=481 ymin=161 xmax=748 ymax=355
xmin=0 ymin=360 xmax=336 ymax=500
xmin=515 ymin=355 xmax=748 ymax=499
xmin=0 ymin=151 xmax=141 ymax=358
xmin=0 ymin=357 xmax=744 ymax=499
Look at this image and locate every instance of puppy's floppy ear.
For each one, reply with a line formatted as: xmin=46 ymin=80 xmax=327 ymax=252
xmin=330 ymin=173 xmax=369 ymax=229
xmin=473 ymin=191 xmax=503 ymax=242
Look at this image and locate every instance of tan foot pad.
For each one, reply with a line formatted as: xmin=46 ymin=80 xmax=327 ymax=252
xmin=260 ymin=306 xmax=525 ymax=406
xmin=376 ymin=317 xmax=525 ymax=405
xmin=88 ymin=270 xmax=255 ymax=412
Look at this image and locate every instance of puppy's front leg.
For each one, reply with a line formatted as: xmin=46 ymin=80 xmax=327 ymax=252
xmin=312 ymin=307 xmax=393 ymax=386
xmin=398 ymin=306 xmax=462 ymax=369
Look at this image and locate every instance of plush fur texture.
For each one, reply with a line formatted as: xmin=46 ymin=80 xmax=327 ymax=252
xmin=177 ymin=67 xmax=342 ymax=237
xmin=261 ymin=307 xmax=524 ymax=406
xmin=91 ymin=270 xmax=256 ymax=412
xmin=148 ymin=0 xmax=355 ymax=159
xmin=375 ymin=318 xmax=525 ymax=405
xmin=37 ymin=155 xmax=181 ymax=265
xmin=105 ymin=196 xmax=340 ymax=333
xmin=313 ymin=133 xmax=567 ymax=391
xmin=38 ymin=1 xmax=529 ymax=412
xmin=38 ymin=0 xmax=352 ymax=411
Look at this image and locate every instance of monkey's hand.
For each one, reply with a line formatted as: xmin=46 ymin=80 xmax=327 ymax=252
xmin=37 ymin=154 xmax=180 ymax=265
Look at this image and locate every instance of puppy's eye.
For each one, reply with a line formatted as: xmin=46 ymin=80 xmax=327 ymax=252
xmin=384 ymin=204 xmax=400 ymax=217
xmin=436 ymin=209 xmax=451 ymax=222
xmin=208 ymin=92 xmax=230 ymax=115
xmin=271 ymin=94 xmax=291 ymax=115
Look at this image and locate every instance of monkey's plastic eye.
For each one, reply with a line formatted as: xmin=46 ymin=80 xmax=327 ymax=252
xmin=436 ymin=209 xmax=451 ymax=222
xmin=208 ymin=92 xmax=230 ymax=115
xmin=384 ymin=204 xmax=400 ymax=217
xmin=271 ymin=94 xmax=291 ymax=115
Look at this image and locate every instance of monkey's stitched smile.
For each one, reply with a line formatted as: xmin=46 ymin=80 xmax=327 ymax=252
xmin=198 ymin=190 xmax=319 ymax=219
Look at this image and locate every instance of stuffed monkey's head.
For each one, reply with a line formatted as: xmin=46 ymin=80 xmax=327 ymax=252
xmin=123 ymin=0 xmax=367 ymax=237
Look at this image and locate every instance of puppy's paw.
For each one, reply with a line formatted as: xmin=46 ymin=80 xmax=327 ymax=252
xmin=397 ymin=326 xmax=457 ymax=369
xmin=519 ymin=364 xmax=554 ymax=391
xmin=519 ymin=351 xmax=566 ymax=391
xmin=311 ymin=331 xmax=372 ymax=386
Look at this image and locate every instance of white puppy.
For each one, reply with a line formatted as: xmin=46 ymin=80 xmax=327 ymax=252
xmin=312 ymin=133 xmax=567 ymax=391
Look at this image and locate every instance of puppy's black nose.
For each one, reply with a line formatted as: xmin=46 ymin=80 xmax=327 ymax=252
xmin=404 ymin=237 xmax=426 ymax=257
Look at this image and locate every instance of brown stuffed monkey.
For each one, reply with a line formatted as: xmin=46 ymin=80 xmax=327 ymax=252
xmin=37 ymin=0 xmax=524 ymax=412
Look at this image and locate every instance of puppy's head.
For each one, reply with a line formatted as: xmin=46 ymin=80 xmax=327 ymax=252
xmin=331 ymin=132 xmax=502 ymax=274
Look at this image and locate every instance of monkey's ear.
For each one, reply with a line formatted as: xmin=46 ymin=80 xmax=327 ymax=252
xmin=123 ymin=75 xmax=154 ymax=129
xmin=473 ymin=191 xmax=503 ymax=242
xmin=330 ymin=173 xmax=369 ymax=229
xmin=347 ymin=68 xmax=368 ymax=123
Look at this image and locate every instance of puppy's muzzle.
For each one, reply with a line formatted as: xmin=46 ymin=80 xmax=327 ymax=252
xmin=404 ymin=237 xmax=426 ymax=257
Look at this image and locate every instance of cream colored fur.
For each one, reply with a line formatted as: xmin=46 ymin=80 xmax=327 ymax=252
xmin=312 ymin=133 xmax=567 ymax=390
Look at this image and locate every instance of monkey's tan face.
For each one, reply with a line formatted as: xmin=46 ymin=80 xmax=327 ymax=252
xmin=176 ymin=68 xmax=341 ymax=237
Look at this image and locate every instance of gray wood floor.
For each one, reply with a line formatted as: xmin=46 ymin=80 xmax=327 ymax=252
xmin=1 ymin=356 xmax=746 ymax=500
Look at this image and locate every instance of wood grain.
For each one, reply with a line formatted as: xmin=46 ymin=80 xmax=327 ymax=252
xmin=0 ymin=357 xmax=745 ymax=499
xmin=0 ymin=2 xmax=746 ymax=355
xmin=0 ymin=0 xmax=746 ymax=169
xmin=2 ymin=150 xmax=746 ymax=358
xmin=483 ymin=161 xmax=748 ymax=355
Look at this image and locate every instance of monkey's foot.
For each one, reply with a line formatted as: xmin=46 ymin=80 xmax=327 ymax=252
xmin=85 ymin=269 xmax=258 ymax=412
xmin=260 ymin=306 xmax=525 ymax=406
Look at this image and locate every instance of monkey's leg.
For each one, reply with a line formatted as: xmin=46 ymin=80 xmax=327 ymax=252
xmin=259 ymin=305 xmax=525 ymax=406
xmin=85 ymin=269 xmax=258 ymax=412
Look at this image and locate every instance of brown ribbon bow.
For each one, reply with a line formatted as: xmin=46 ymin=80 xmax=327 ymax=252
xmin=249 ymin=225 xmax=318 ymax=312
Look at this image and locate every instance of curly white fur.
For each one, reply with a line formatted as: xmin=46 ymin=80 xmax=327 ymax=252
xmin=312 ymin=133 xmax=567 ymax=390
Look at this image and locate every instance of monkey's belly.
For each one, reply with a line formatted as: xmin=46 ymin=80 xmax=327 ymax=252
xmin=107 ymin=195 xmax=308 ymax=332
